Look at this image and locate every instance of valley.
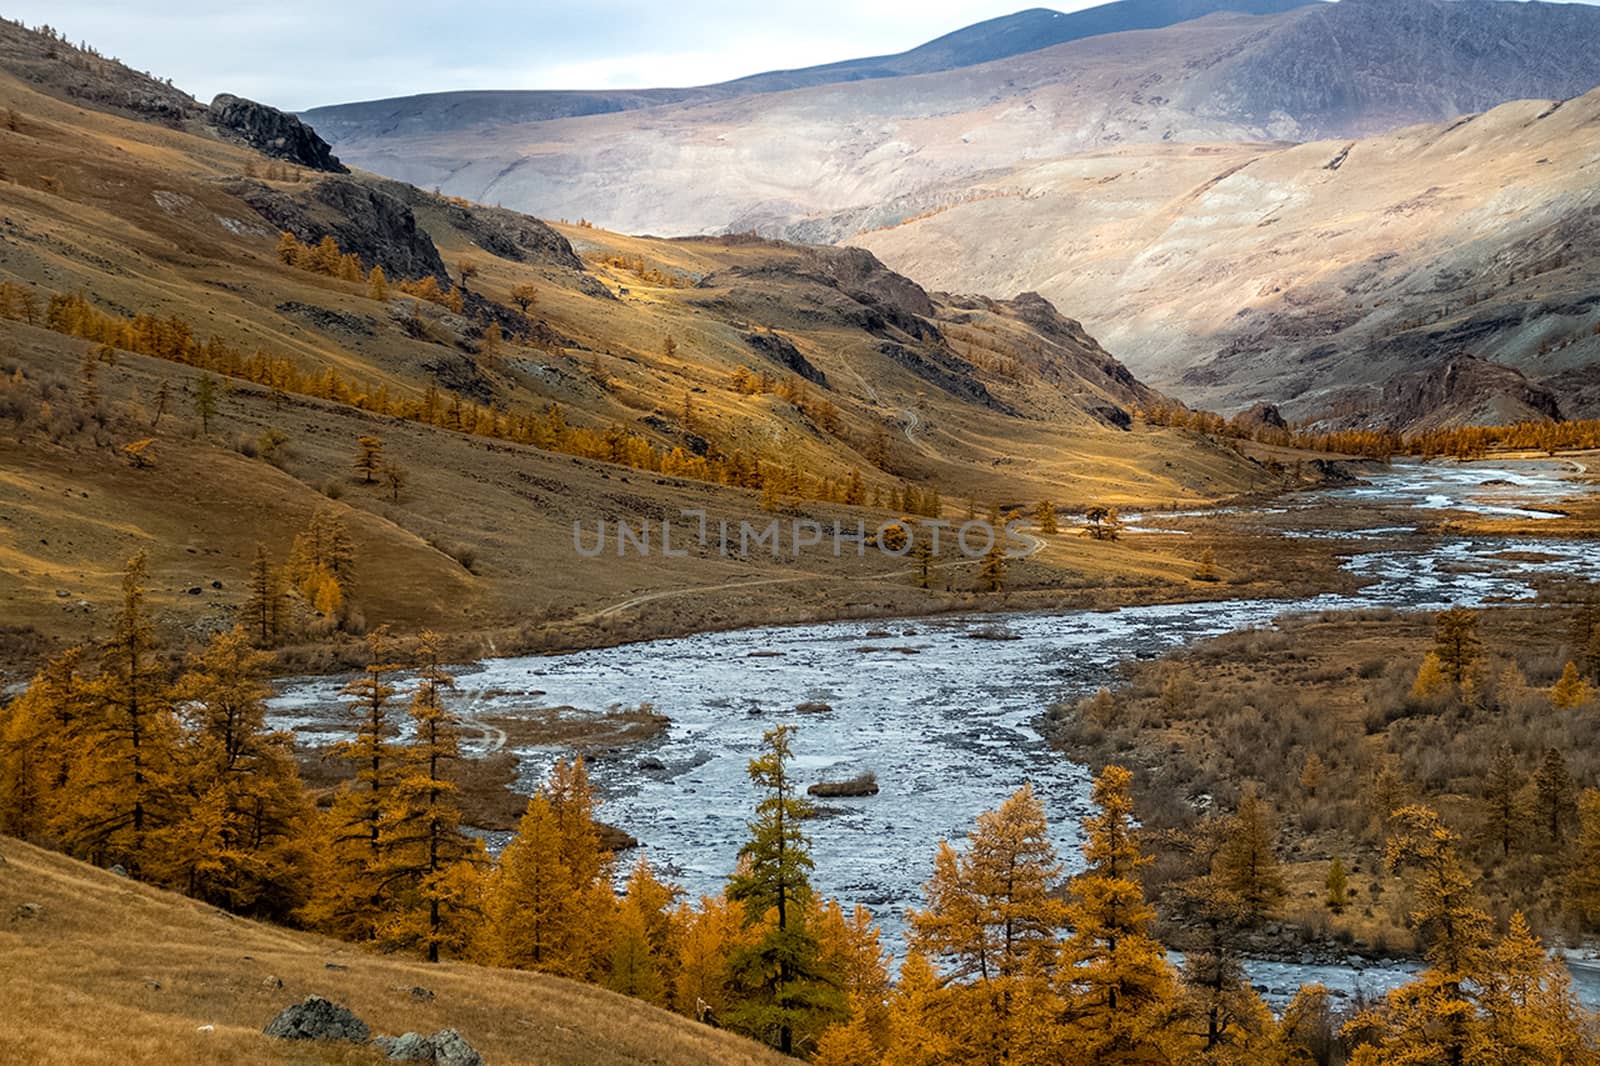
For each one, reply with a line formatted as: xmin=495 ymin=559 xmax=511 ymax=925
xmin=5 ymin=3 xmax=1600 ymax=1063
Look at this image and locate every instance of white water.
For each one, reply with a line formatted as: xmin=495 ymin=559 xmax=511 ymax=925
xmin=269 ymin=460 xmax=1600 ymax=1004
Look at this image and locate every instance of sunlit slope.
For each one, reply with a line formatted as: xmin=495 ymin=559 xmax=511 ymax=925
xmin=0 ymin=836 xmax=789 ymax=1066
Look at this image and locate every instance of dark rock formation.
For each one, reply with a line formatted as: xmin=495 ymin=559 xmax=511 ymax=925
xmin=1234 ymin=401 xmax=1289 ymax=431
xmin=223 ymin=176 xmax=448 ymax=282
xmin=743 ymin=330 xmax=828 ymax=387
xmin=377 ymin=180 xmax=582 ymax=271
xmin=878 ymin=341 xmax=1008 ymax=412
xmin=1376 ymin=355 xmax=1562 ymax=431
xmin=209 ymin=94 xmax=346 ymax=172
xmin=262 ymin=996 xmax=370 ymax=1043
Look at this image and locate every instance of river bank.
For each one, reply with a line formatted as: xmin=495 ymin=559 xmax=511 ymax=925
xmin=269 ymin=457 xmax=1600 ymax=1004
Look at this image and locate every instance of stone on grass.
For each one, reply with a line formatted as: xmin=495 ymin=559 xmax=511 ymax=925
xmin=262 ymin=995 xmax=370 ymax=1043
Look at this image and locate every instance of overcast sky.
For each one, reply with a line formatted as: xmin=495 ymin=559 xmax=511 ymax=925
xmin=19 ymin=1 xmax=1598 ymax=112
xmin=13 ymin=1 xmax=1121 ymax=111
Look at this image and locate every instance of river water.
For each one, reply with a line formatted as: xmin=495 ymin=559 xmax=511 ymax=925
xmin=269 ymin=459 xmax=1600 ymax=1005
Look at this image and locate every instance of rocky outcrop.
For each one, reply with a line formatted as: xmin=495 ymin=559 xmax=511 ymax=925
xmin=0 ymin=20 xmax=202 ymax=125
xmin=262 ymin=996 xmax=370 ymax=1043
xmin=378 ymin=181 xmax=582 ymax=271
xmin=1234 ymin=402 xmax=1289 ymax=432
xmin=209 ymin=94 xmax=347 ymax=172
xmin=1378 ymin=356 xmax=1563 ymax=430
xmin=223 ymin=176 xmax=448 ymax=282
xmin=743 ymin=330 xmax=828 ymax=387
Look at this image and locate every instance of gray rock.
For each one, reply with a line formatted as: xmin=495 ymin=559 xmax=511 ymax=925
xmin=108 ymin=864 xmax=128 ymax=878
xmin=374 ymin=1032 xmax=434 ymax=1061
xmin=373 ymin=1029 xmax=482 ymax=1065
xmin=431 ymin=1030 xmax=483 ymax=1066
xmin=262 ymin=995 xmax=370 ymax=1043
xmin=262 ymin=975 xmax=284 ymax=990
xmin=209 ymin=94 xmax=346 ymax=173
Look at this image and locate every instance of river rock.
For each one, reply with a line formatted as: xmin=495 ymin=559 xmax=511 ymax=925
xmin=262 ymin=995 xmax=370 ymax=1042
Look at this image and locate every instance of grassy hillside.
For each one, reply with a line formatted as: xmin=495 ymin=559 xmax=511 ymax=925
xmin=0 ymin=835 xmax=789 ymax=1065
xmin=0 ymin=20 xmax=1295 ymax=676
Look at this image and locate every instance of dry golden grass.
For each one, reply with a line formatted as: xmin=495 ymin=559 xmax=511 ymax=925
xmin=0 ymin=836 xmax=789 ymax=1066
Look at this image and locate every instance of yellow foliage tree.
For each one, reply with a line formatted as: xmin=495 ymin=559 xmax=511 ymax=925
xmin=1552 ymin=661 xmax=1593 ymax=709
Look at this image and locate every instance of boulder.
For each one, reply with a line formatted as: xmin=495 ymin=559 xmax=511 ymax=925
xmin=373 ymin=1029 xmax=483 ymax=1065
xmin=209 ymin=94 xmax=347 ymax=173
xmin=262 ymin=995 xmax=370 ymax=1043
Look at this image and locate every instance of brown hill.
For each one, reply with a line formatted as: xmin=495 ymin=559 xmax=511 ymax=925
xmin=0 ymin=20 xmax=1279 ymax=672
xmin=0 ymin=835 xmax=788 ymax=1065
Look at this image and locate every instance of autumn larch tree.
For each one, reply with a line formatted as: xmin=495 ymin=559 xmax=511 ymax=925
xmin=1568 ymin=790 xmax=1600 ymax=932
xmin=193 ymin=372 xmax=218 ymax=434
xmin=1058 ymin=764 xmax=1187 ymax=1063
xmin=1168 ymin=815 xmax=1272 ymax=1056
xmin=353 ymin=435 xmax=384 ymax=484
xmin=908 ymin=782 xmax=1065 ymax=1064
xmin=1552 ymin=661 xmax=1593 ymax=709
xmin=456 ymin=258 xmax=478 ymax=292
xmin=725 ymin=724 xmax=842 ymax=1055
xmin=1433 ymin=606 xmax=1482 ymax=693
xmin=510 ymin=282 xmax=538 ymax=315
xmin=55 ymin=552 xmax=179 ymax=873
xmin=367 ymin=265 xmax=389 ymax=301
xmin=1035 ymin=499 xmax=1058 ymax=535
xmin=1478 ymin=747 xmax=1528 ymax=859
xmin=1213 ymin=785 xmax=1287 ymax=925
xmin=0 ymin=647 xmax=89 ymax=841
xmin=1533 ymin=748 xmax=1576 ymax=846
xmin=381 ymin=462 xmax=406 ymax=503
xmin=375 ymin=632 xmax=484 ymax=961
xmin=979 ymin=540 xmax=1006 ymax=593
xmin=241 ymin=544 xmax=283 ymax=647
xmin=154 ymin=627 xmax=311 ymax=916
xmin=300 ymin=626 xmax=404 ymax=939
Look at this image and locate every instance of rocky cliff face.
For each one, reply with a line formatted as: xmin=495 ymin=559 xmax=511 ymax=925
xmin=208 ymin=94 xmax=346 ymax=173
xmin=223 ymin=176 xmax=447 ymax=282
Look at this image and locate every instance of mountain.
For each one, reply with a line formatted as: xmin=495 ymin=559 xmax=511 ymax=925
xmin=0 ymin=17 xmax=1278 ymax=663
xmin=851 ymin=88 xmax=1600 ymax=422
xmin=0 ymin=836 xmax=789 ymax=1065
xmin=299 ymin=0 xmax=1312 ymax=141
xmin=300 ymin=0 xmax=1600 ymax=240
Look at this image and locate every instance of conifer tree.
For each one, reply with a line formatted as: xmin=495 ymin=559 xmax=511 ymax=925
xmin=56 ymin=553 xmax=179 ymax=872
xmin=672 ymin=893 xmax=747 ymax=1024
xmin=1552 ymin=661 xmax=1593 ymax=709
xmin=1534 ymin=749 xmax=1576 ymax=846
xmin=353 ymin=435 xmax=384 ymax=484
xmin=301 ymin=627 xmax=403 ymax=938
xmin=725 ymin=724 xmax=842 ymax=1055
xmin=1569 ymin=790 xmax=1600 ymax=931
xmin=510 ymin=282 xmax=538 ymax=314
xmin=1058 ymin=765 xmax=1185 ymax=1063
xmin=1433 ymin=606 xmax=1482 ymax=692
xmin=155 ymin=627 xmax=310 ymax=915
xmin=0 ymin=647 xmax=88 ymax=841
xmin=487 ymin=792 xmax=575 ymax=971
xmin=909 ymin=782 xmax=1065 ymax=1064
xmin=375 ymin=633 xmax=483 ymax=961
xmin=1035 ymin=499 xmax=1058 ymax=534
xmin=979 ymin=540 xmax=1006 ymax=593
xmin=193 ymin=372 xmax=218 ymax=433
xmin=911 ymin=541 xmax=933 ymax=589
xmin=1411 ymin=651 xmax=1447 ymax=700
xmin=607 ymin=857 xmax=678 ymax=1005
xmin=1326 ymin=857 xmax=1349 ymax=913
xmin=367 ymin=265 xmax=389 ymax=301
xmin=1479 ymin=747 xmax=1529 ymax=858
xmin=241 ymin=544 xmax=282 ymax=647
xmin=1213 ymin=785 xmax=1286 ymax=924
